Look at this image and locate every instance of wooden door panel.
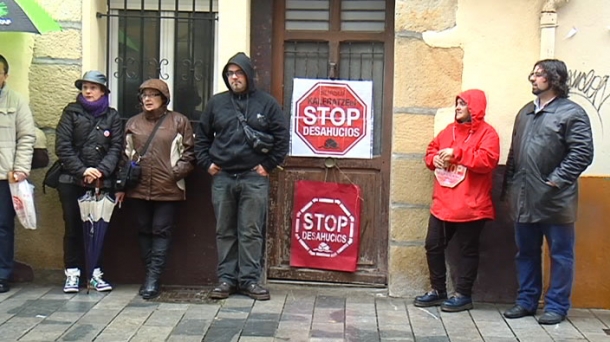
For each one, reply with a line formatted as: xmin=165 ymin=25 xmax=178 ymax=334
xmin=267 ymin=166 xmax=386 ymax=284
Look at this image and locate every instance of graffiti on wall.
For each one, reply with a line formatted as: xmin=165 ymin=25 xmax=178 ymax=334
xmin=567 ymin=68 xmax=610 ymax=175
xmin=568 ymin=69 xmax=609 ymax=134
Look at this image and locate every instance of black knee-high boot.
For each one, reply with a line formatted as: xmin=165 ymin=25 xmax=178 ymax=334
xmin=141 ymin=237 xmax=170 ymax=300
xmin=138 ymin=234 xmax=152 ymax=296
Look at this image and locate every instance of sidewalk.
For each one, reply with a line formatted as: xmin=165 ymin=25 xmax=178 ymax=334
xmin=0 ymin=283 xmax=609 ymax=342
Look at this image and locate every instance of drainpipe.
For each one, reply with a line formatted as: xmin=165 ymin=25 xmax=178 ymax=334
xmin=539 ymin=0 xmax=571 ymax=58
xmin=538 ymin=0 xmax=570 ymax=307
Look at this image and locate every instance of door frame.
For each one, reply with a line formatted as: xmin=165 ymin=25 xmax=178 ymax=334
xmin=251 ymin=0 xmax=394 ymax=285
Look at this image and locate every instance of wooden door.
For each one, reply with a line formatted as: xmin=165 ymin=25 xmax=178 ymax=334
xmin=262 ymin=0 xmax=394 ymax=285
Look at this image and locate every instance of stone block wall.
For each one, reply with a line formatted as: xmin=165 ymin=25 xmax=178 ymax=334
xmin=15 ymin=0 xmax=83 ymax=271
xmin=389 ymin=0 xmax=462 ymax=297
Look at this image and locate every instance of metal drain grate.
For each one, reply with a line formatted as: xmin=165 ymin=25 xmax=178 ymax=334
xmin=148 ymin=286 xmax=217 ymax=304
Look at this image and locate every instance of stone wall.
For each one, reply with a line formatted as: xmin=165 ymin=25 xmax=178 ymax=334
xmin=389 ymin=0 xmax=462 ymax=297
xmin=15 ymin=0 xmax=83 ymax=271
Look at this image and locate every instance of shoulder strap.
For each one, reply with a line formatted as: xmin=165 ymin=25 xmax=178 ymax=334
xmin=139 ymin=112 xmax=168 ymax=157
xmin=230 ymin=97 xmax=249 ymax=126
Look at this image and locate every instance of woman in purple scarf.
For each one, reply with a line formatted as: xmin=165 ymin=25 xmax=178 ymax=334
xmin=55 ymin=71 xmax=123 ymax=293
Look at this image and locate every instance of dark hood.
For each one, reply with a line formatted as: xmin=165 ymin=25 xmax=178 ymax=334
xmin=222 ymin=52 xmax=256 ymax=94
xmin=456 ymin=89 xmax=487 ymax=131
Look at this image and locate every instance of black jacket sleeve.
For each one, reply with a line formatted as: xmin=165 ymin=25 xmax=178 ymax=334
xmin=55 ymin=107 xmax=88 ymax=177
xmin=260 ymin=98 xmax=289 ymax=172
xmin=547 ymin=107 xmax=594 ymax=188
xmin=96 ymin=110 xmax=124 ymax=178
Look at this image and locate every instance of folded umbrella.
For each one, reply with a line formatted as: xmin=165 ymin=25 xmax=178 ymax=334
xmin=78 ymin=187 xmax=116 ymax=293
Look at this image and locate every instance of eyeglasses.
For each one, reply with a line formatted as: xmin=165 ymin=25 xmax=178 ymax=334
xmin=528 ymin=72 xmax=546 ymax=79
xmin=140 ymin=93 xmax=161 ymax=99
xmin=225 ymin=70 xmax=245 ymax=78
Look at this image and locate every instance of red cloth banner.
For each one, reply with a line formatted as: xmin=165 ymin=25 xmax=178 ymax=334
xmin=290 ymin=180 xmax=361 ymax=272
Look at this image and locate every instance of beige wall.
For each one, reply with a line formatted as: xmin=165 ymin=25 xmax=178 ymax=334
xmin=216 ymin=0 xmax=250 ymax=92
xmin=0 ymin=34 xmax=34 ymax=98
xmin=552 ymin=0 xmax=610 ymax=308
xmin=556 ymin=0 xmax=610 ymax=176
xmin=390 ymin=0 xmax=547 ymax=297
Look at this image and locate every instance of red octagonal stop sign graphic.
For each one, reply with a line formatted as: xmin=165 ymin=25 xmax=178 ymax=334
xmin=290 ymin=180 xmax=361 ymax=272
xmin=294 ymin=197 xmax=356 ymax=258
xmin=295 ymin=82 xmax=367 ymax=155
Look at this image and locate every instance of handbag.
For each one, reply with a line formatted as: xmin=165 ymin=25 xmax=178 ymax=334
xmin=31 ymin=126 xmax=49 ymax=169
xmin=116 ymin=113 xmax=168 ymax=190
xmin=42 ymin=159 xmax=62 ymax=193
xmin=31 ymin=148 xmax=50 ymax=169
xmin=231 ymin=99 xmax=274 ymax=154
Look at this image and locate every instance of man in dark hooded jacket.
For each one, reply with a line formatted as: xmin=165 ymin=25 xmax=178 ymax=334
xmin=195 ymin=52 xmax=289 ymax=300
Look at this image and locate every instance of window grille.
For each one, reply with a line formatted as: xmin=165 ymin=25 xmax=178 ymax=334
xmin=101 ymin=0 xmax=218 ymax=121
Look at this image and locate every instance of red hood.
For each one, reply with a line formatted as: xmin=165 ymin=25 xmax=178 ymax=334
xmin=456 ymin=89 xmax=487 ymax=131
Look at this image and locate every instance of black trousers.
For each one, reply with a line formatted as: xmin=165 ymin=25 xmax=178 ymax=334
xmin=130 ymin=199 xmax=177 ymax=239
xmin=425 ymin=214 xmax=486 ymax=296
xmin=57 ymin=183 xmax=89 ymax=270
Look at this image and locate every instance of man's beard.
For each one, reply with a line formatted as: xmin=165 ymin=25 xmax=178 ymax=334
xmin=532 ymin=85 xmax=549 ymax=96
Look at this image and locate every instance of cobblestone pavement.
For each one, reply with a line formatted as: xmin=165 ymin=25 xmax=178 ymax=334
xmin=1 ymin=283 xmax=609 ymax=341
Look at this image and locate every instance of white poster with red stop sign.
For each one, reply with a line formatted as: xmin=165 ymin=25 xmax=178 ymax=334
xmin=290 ymin=78 xmax=373 ymax=159
xmin=290 ymin=180 xmax=361 ymax=272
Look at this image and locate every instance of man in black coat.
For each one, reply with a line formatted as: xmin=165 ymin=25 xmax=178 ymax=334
xmin=195 ymin=52 xmax=289 ymax=300
xmin=503 ymin=59 xmax=594 ymax=325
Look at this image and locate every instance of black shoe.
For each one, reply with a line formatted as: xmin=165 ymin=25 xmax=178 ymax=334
xmin=208 ymin=282 xmax=236 ymax=299
xmin=503 ymin=305 xmax=536 ymax=319
xmin=538 ymin=311 xmax=565 ymax=325
xmin=414 ymin=290 xmax=447 ymax=307
xmin=440 ymin=293 xmax=473 ymax=312
xmin=240 ymin=283 xmax=270 ymax=301
xmin=0 ymin=279 xmax=9 ymax=293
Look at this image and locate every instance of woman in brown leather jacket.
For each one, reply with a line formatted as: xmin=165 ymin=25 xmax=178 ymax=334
xmin=115 ymin=79 xmax=194 ymax=299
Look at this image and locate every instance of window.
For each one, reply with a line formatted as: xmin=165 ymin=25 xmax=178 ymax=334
xmin=104 ymin=0 xmax=218 ymax=120
xmin=281 ymin=0 xmax=387 ymax=155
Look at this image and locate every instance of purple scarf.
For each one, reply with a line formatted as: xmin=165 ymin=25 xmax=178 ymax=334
xmin=77 ymin=94 xmax=109 ymax=117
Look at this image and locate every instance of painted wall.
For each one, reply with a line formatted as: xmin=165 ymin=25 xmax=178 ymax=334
xmin=0 ymin=34 xmax=34 ymax=98
xmin=390 ymin=0 xmax=547 ymax=297
xmin=556 ymin=0 xmax=610 ymax=176
xmin=553 ymin=0 xmax=610 ymax=308
xmin=216 ymin=0 xmax=250 ymax=92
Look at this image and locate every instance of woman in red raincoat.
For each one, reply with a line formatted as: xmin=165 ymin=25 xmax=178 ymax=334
xmin=414 ymin=89 xmax=500 ymax=312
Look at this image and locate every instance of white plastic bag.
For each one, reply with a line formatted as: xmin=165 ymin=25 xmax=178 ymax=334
xmin=9 ymin=180 xmax=37 ymax=230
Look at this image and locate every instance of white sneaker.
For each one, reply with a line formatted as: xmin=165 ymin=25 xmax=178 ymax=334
xmin=90 ymin=268 xmax=112 ymax=292
xmin=63 ymin=268 xmax=80 ymax=293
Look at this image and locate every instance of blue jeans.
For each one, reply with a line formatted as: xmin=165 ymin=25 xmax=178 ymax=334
xmin=0 ymin=181 xmax=16 ymax=280
xmin=212 ymin=170 xmax=268 ymax=288
xmin=514 ymin=222 xmax=575 ymax=316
